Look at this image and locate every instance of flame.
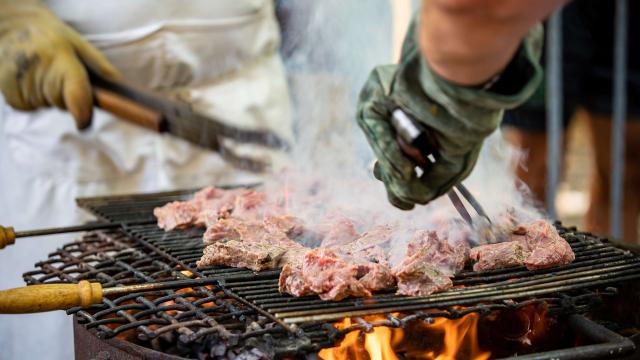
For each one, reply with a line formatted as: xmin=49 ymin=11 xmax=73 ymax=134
xmin=319 ymin=313 xmax=491 ymax=360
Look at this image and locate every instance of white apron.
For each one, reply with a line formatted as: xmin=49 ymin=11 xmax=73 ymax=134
xmin=0 ymin=1 xmax=291 ymax=359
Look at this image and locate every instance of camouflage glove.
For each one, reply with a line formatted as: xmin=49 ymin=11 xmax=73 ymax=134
xmin=357 ymin=20 xmax=543 ymax=210
xmin=0 ymin=0 xmax=120 ymax=128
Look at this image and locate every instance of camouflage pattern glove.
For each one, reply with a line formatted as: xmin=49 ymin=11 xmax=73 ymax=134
xmin=357 ymin=20 xmax=543 ymax=210
xmin=0 ymin=0 xmax=120 ymax=128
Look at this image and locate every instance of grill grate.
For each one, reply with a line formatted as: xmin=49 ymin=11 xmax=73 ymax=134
xmin=21 ymin=189 xmax=640 ymax=358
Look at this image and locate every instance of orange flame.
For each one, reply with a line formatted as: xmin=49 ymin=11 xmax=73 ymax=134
xmin=319 ymin=313 xmax=491 ymax=360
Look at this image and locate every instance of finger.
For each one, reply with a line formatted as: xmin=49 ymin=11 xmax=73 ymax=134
xmin=41 ymin=65 xmax=65 ymax=109
xmin=59 ymin=54 xmax=93 ymax=129
xmin=0 ymin=60 xmax=35 ymax=111
xmin=68 ymin=31 xmax=120 ymax=80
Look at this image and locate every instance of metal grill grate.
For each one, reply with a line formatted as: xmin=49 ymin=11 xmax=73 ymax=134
xmin=22 ymin=189 xmax=640 ymax=358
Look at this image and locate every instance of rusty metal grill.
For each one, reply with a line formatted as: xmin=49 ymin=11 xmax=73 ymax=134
xmin=21 ymin=189 xmax=640 ymax=358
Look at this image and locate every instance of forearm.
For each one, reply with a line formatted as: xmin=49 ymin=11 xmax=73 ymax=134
xmin=419 ymin=0 xmax=567 ymax=86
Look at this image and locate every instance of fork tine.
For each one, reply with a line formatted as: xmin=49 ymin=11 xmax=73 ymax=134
xmin=455 ymin=184 xmax=492 ymax=224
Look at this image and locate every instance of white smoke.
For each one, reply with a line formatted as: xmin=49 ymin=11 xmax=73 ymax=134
xmin=263 ymin=1 xmax=543 ymax=265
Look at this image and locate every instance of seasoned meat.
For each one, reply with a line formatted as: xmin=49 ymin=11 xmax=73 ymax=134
xmin=393 ymin=247 xmax=453 ymax=296
xmin=332 ymin=224 xmax=395 ymax=265
xmin=203 ymin=217 xmax=300 ymax=247
xmin=406 ymin=230 xmax=467 ymax=273
xmin=197 ymin=240 xmax=286 ymax=271
xmin=469 ymin=220 xmax=575 ymax=271
xmin=517 ymin=220 xmax=575 ymax=270
xmin=470 ymin=241 xmax=528 ymax=271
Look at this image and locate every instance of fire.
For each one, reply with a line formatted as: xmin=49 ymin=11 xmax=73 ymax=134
xmin=319 ymin=313 xmax=491 ymax=360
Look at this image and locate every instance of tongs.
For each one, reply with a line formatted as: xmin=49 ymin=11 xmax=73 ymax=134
xmin=391 ymin=109 xmax=492 ymax=226
xmin=91 ymin=71 xmax=289 ymax=172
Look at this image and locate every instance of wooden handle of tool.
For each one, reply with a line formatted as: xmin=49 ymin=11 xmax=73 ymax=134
xmin=0 ymin=280 xmax=103 ymax=313
xmin=0 ymin=225 xmax=16 ymax=250
xmin=94 ymin=88 xmax=164 ymax=132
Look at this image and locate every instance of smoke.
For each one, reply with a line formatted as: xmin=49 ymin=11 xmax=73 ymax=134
xmin=264 ymin=1 xmax=543 ymax=265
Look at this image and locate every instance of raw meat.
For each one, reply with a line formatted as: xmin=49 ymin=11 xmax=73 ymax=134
xmin=278 ymin=248 xmax=371 ymax=301
xmin=357 ymin=262 xmax=396 ymax=290
xmin=154 ymin=187 xmax=251 ymax=230
xmin=154 ymin=202 xmax=199 ymax=231
xmin=317 ymin=215 xmax=360 ymax=248
xmin=197 ymin=240 xmax=287 ymax=271
xmin=470 ymin=220 xmax=575 ymax=271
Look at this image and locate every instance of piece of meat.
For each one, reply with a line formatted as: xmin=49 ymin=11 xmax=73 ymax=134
xmin=153 ymin=201 xmax=199 ymax=231
xmin=154 ymin=186 xmax=255 ymax=230
xmin=332 ymin=224 xmax=395 ymax=265
xmin=317 ymin=215 xmax=360 ymax=248
xmin=203 ymin=218 xmax=297 ymax=247
xmin=406 ymin=230 xmax=467 ymax=273
xmin=469 ymin=220 xmax=575 ymax=271
xmin=263 ymin=215 xmax=306 ymax=238
xmin=278 ymin=248 xmax=371 ymax=301
xmin=469 ymin=241 xmax=528 ymax=271
xmin=197 ymin=240 xmax=286 ymax=271
xmin=357 ymin=263 xmax=396 ymax=290
xmin=278 ymin=263 xmax=313 ymax=297
xmin=224 ymin=189 xmax=268 ymax=221
xmin=517 ymin=220 xmax=575 ymax=270
xmin=393 ymin=247 xmax=453 ymax=296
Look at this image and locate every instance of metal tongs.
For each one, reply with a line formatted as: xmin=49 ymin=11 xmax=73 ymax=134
xmin=391 ymin=109 xmax=492 ymax=226
xmin=90 ymin=71 xmax=289 ymax=172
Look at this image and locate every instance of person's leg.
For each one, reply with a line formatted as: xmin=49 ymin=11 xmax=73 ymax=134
xmin=502 ymin=127 xmax=548 ymax=205
xmin=583 ymin=112 xmax=640 ymax=243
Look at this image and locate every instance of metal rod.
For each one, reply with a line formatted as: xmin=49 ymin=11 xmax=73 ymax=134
xmin=101 ymin=278 xmax=219 ymax=297
xmin=546 ymin=10 xmax=563 ymax=219
xmin=14 ymin=220 xmax=153 ymax=238
xmin=610 ymin=0 xmax=628 ymax=239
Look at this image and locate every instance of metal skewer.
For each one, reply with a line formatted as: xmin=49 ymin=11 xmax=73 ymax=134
xmin=0 ymin=221 xmax=153 ymax=250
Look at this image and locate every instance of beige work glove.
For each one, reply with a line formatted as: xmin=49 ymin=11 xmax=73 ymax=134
xmin=0 ymin=0 xmax=120 ymax=128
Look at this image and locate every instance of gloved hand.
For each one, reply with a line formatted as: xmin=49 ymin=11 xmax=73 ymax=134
xmin=0 ymin=0 xmax=120 ymax=129
xmin=357 ymin=20 xmax=543 ymax=210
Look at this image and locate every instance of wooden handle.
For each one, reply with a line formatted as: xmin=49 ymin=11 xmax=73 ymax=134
xmin=0 ymin=280 xmax=103 ymax=313
xmin=94 ymin=88 xmax=164 ymax=132
xmin=0 ymin=225 xmax=16 ymax=249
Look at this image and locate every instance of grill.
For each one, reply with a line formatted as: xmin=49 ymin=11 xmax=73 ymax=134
xmin=21 ymin=189 xmax=640 ymax=358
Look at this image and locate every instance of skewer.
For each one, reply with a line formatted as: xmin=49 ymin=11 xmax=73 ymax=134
xmin=0 ymin=221 xmax=153 ymax=250
xmin=0 ymin=279 xmax=218 ymax=314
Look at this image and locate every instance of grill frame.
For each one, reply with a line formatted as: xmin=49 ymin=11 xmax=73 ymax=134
xmin=21 ymin=188 xmax=640 ymax=358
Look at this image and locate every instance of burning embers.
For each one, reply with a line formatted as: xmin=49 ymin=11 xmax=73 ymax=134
xmin=153 ymin=186 xmax=575 ymax=301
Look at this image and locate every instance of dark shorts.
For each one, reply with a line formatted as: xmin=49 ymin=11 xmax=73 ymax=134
xmin=502 ymin=0 xmax=640 ymax=132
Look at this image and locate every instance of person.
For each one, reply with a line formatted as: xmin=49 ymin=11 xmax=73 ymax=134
xmin=502 ymin=0 xmax=640 ymax=243
xmin=0 ymin=1 xmax=291 ymax=358
xmin=357 ymin=0 xmax=568 ymax=210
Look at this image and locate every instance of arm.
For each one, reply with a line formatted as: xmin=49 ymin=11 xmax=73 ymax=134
xmin=419 ymin=0 xmax=568 ymax=86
